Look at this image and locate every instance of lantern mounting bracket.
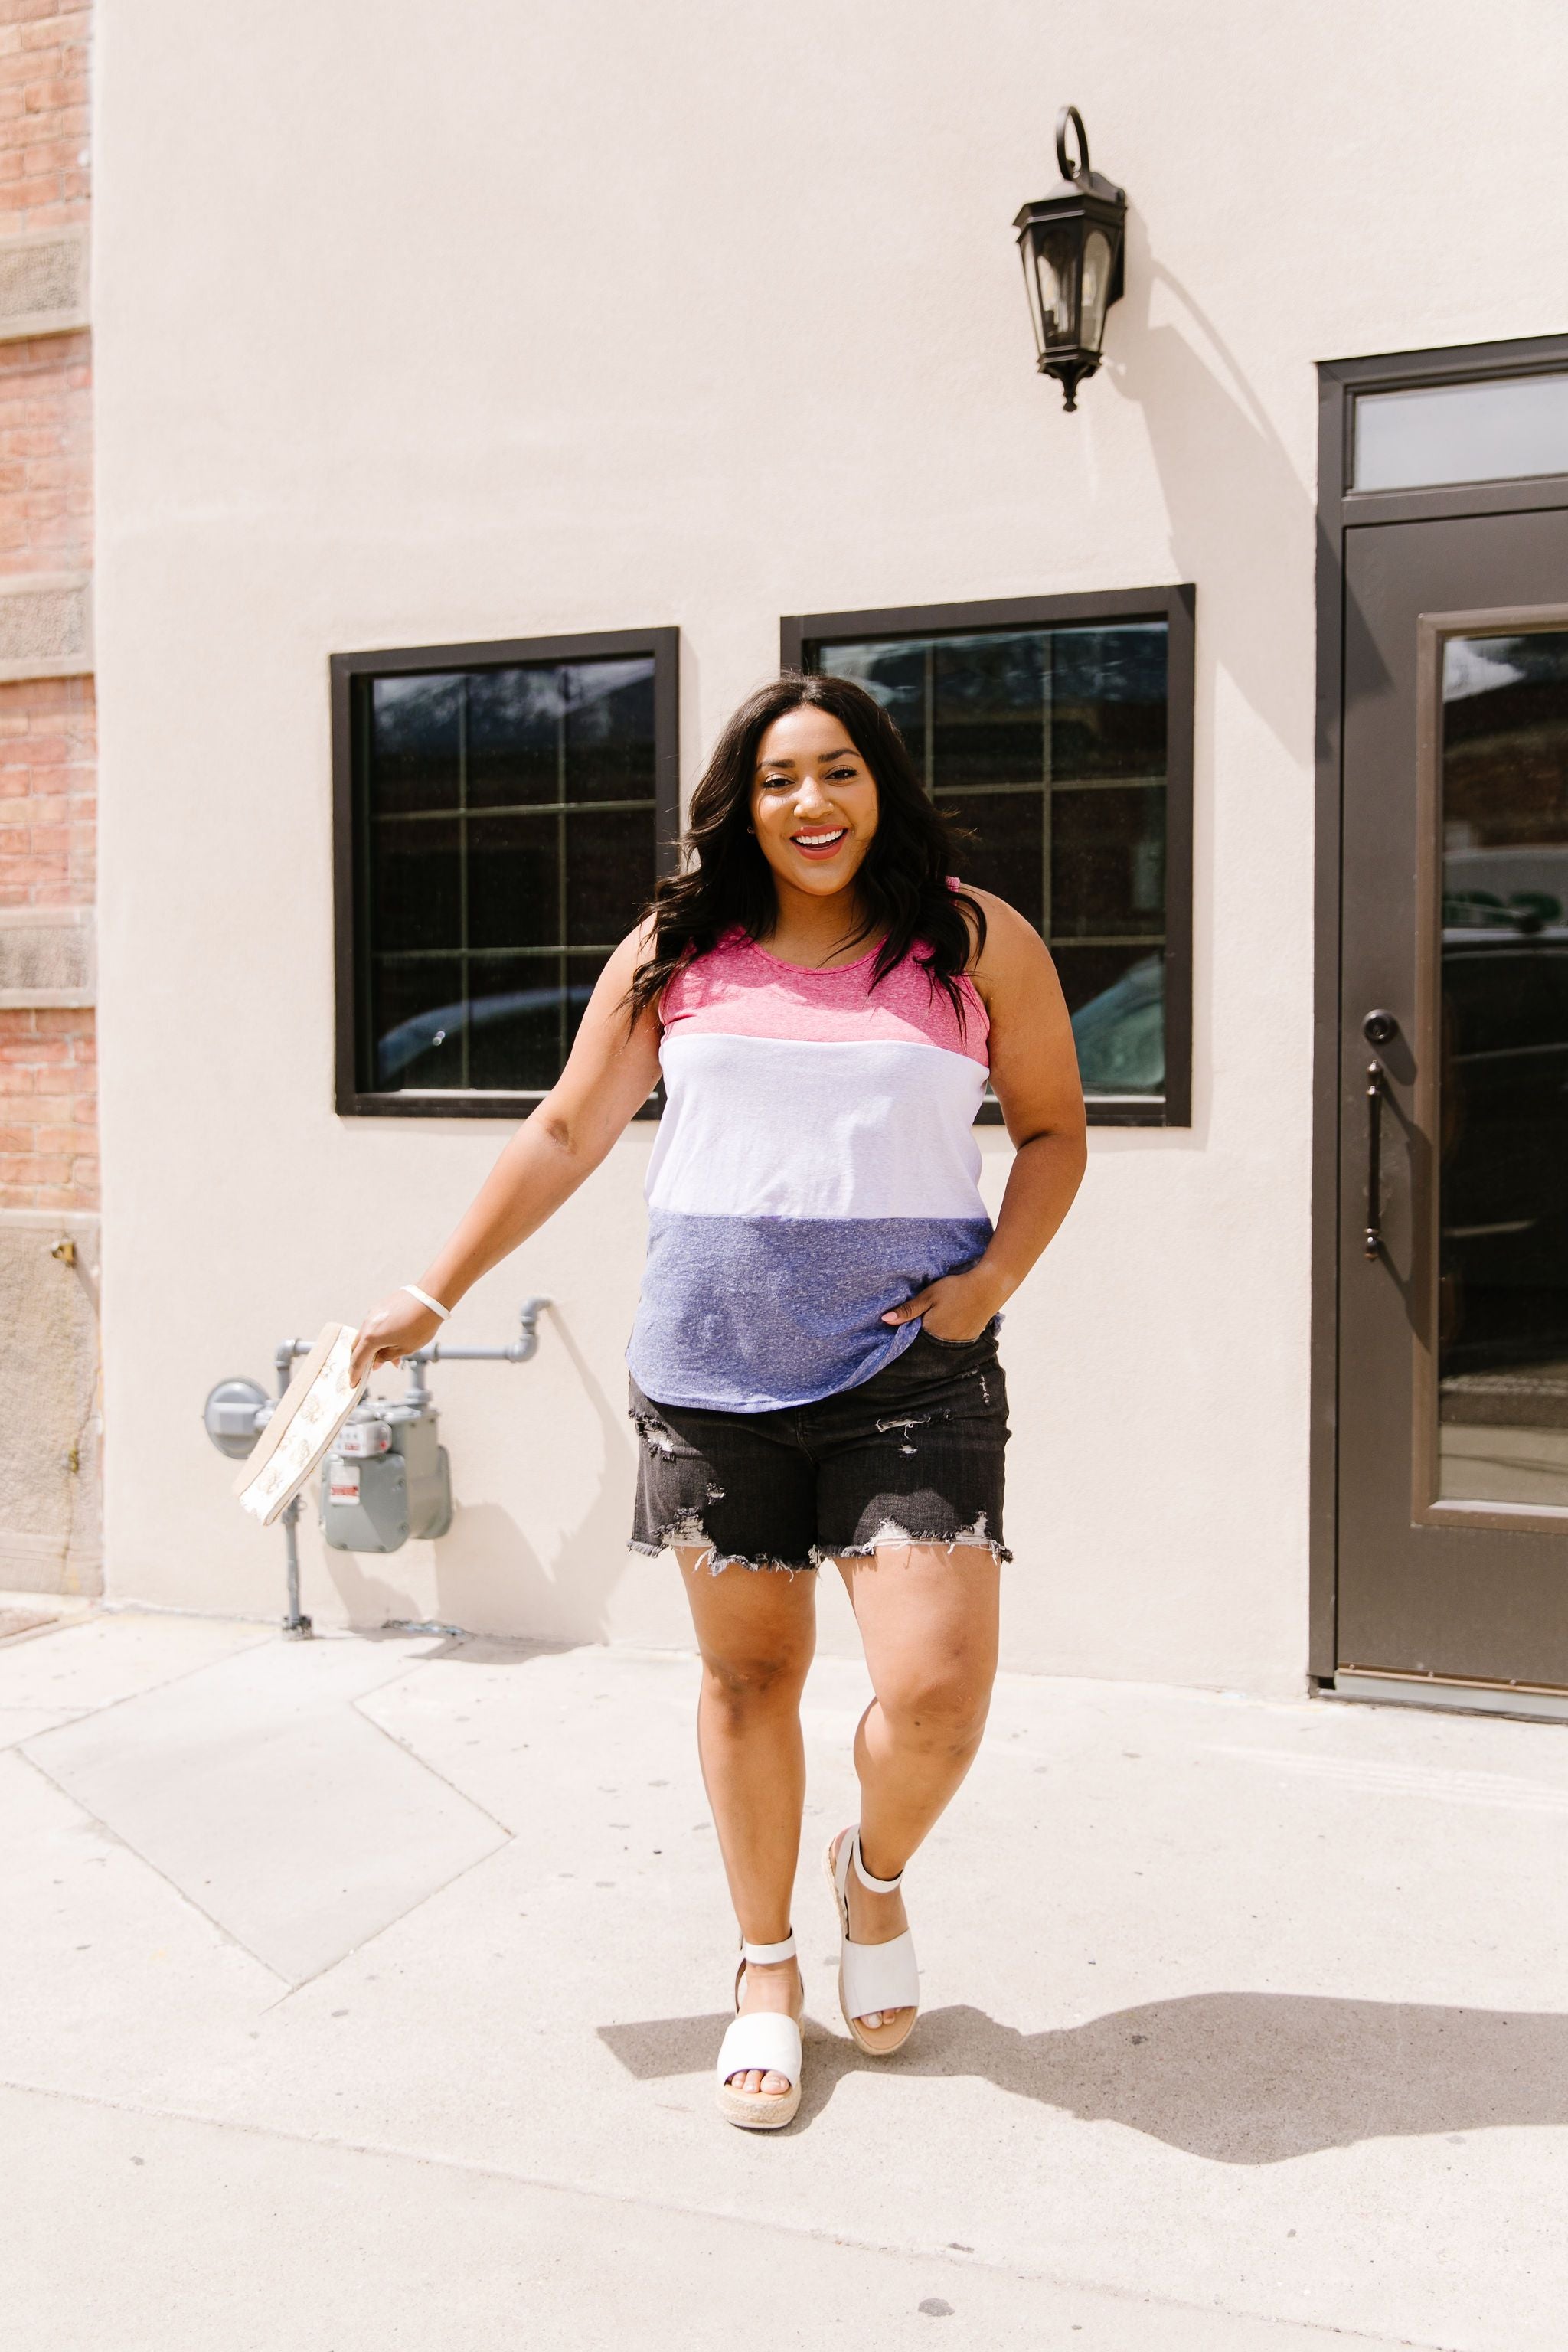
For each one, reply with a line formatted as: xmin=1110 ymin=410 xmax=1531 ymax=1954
xmin=1056 ymin=103 xmax=1089 ymax=182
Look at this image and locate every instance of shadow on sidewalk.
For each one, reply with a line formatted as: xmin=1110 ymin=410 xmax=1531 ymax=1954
xmin=599 ymin=1991 xmax=1568 ymax=2162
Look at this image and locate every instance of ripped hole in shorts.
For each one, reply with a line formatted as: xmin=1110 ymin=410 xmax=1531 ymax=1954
xmin=814 ymin=1511 xmax=1012 ymax=1566
xmin=628 ymin=1521 xmax=811 ymax=1578
xmin=631 ymin=1410 xmax=681 ymax=1459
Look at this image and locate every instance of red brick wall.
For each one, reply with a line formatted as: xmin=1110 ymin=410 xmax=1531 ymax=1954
xmin=0 ymin=1 xmax=93 ymax=1214
xmin=0 ymin=671 xmax=93 ymax=906
xmin=0 ymin=0 xmax=90 ymax=233
xmin=0 ymin=1001 xmax=93 ymax=1208
xmin=0 ymin=328 xmax=91 ymax=571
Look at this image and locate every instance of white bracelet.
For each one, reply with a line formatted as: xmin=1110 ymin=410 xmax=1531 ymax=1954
xmin=401 ymin=1283 xmax=451 ymax=1321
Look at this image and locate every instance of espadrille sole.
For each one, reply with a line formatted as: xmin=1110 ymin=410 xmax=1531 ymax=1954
xmin=714 ymin=2078 xmax=802 ymax=2129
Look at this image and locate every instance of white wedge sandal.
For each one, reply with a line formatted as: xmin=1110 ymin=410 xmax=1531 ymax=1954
xmin=713 ymin=1932 xmax=803 ymax=2130
xmin=825 ymin=1828 xmax=920 ymax=2055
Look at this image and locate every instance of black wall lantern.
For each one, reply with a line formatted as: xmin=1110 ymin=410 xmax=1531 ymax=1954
xmin=1014 ymin=106 xmax=1127 ymax=410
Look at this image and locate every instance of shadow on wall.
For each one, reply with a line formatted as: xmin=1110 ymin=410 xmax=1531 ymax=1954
xmin=601 ymin=1988 xmax=1568 ymax=2161
xmin=322 ymin=1305 xmax=639 ymax=1642
xmin=1106 ymin=211 xmax=1316 ymax=760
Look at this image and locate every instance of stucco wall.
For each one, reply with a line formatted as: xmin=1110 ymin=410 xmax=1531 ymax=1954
xmin=90 ymin=0 xmax=1568 ymax=1690
xmin=0 ymin=1204 xmax=100 ymax=1591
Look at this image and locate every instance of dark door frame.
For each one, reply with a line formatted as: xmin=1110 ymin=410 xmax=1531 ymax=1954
xmin=1310 ymin=331 xmax=1568 ymax=1678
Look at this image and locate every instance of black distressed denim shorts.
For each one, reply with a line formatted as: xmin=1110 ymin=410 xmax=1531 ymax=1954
xmin=628 ymin=1322 xmax=1011 ymax=1573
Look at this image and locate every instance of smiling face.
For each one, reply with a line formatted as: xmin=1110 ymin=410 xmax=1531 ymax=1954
xmin=750 ymin=703 xmax=880 ymax=903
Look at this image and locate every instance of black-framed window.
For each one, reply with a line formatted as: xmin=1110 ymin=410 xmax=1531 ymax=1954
xmin=332 ymin=629 xmax=678 ymax=1118
xmin=782 ymin=589 xmax=1194 ymax=1126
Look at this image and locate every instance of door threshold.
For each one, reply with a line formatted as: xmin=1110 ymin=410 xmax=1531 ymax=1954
xmin=1328 ymin=1668 xmax=1568 ymax=1725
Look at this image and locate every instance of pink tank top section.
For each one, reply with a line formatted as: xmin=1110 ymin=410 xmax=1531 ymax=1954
xmin=659 ymin=929 xmax=989 ymax=1063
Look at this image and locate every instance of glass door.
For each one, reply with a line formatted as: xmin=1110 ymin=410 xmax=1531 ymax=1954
xmin=1337 ymin=508 xmax=1568 ymax=1693
xmin=1432 ymin=627 xmax=1568 ymax=1512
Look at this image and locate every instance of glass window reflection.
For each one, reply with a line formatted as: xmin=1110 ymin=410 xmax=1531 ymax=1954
xmin=816 ymin=619 xmax=1169 ymax=1102
xmin=1437 ymin=628 xmax=1568 ymax=1506
xmin=1354 ymin=372 xmax=1568 ymax=492
xmin=360 ymin=655 xmax=659 ymax=1096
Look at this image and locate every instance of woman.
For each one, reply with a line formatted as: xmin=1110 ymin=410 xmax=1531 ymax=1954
xmin=351 ymin=672 xmax=1086 ymax=2129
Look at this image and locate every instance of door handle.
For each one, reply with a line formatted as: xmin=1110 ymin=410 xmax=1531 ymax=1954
xmin=1361 ymin=1010 xmax=1399 ymax=1259
xmin=1364 ymin=1060 xmax=1384 ymax=1259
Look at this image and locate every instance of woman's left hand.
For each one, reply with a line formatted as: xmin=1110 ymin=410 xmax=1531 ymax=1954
xmin=882 ymin=1265 xmax=1006 ymax=1344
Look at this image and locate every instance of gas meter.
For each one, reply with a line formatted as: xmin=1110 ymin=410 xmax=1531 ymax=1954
xmin=319 ymin=1397 xmax=452 ymax=1553
xmin=201 ymin=1297 xmax=548 ymax=1632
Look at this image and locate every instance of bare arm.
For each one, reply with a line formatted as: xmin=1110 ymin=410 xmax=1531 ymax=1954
xmin=880 ymin=889 xmax=1087 ymax=1344
xmin=350 ymin=926 xmax=664 ymax=1382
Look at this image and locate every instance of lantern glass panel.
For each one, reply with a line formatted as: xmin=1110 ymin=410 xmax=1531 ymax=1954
xmin=1080 ymin=230 xmax=1114 ymax=356
xmin=1030 ymin=222 xmax=1083 ymax=353
xmin=1018 ymin=240 xmax=1047 ymax=361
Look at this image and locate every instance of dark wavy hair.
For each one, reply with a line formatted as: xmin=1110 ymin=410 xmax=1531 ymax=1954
xmin=628 ymin=671 xmax=985 ymax=1025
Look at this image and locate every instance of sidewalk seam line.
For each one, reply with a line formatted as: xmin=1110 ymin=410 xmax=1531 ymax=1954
xmin=13 ymin=1635 xmax=512 ymax=2001
xmin=349 ymin=1664 xmax=521 ymax=1841
xmin=8 ymin=1746 xmax=291 ymax=1988
xmin=0 ymin=2073 xmax=1446 ymax=2350
xmin=259 ymin=1821 xmax=514 ymax=2007
xmin=8 ymin=1620 xmax=277 ymax=1734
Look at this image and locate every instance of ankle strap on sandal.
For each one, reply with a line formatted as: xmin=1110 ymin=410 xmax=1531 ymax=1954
xmin=851 ymin=1832 xmax=904 ymax=1896
xmin=740 ymin=1932 xmax=797 ymax=1965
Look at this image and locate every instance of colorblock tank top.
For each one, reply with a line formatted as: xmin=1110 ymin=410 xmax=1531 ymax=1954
xmin=626 ymin=926 xmax=993 ymax=1413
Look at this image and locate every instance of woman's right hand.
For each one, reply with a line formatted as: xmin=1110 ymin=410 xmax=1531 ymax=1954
xmin=350 ymin=1292 xmax=444 ymax=1387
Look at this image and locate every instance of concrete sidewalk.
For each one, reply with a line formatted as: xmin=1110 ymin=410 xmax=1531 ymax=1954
xmin=2 ymin=1604 xmax=1566 ymax=2350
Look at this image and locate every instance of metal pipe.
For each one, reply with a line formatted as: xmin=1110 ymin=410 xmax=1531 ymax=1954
xmin=261 ymin=1299 xmax=549 ymax=1637
xmin=280 ymin=1494 xmax=310 ymax=1638
xmin=423 ymin=1344 xmax=527 ymax=1360
xmin=409 ymin=1295 xmax=551 ymax=1367
xmin=273 ymin=1338 xmax=314 ymax=1638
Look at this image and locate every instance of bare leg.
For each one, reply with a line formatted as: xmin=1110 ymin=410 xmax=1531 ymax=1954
xmin=678 ymin=1550 xmax=817 ymax=2096
xmin=830 ymin=1541 xmax=1000 ymax=2036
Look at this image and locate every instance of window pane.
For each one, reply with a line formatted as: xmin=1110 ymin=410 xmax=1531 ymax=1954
xmin=1354 ymin=372 xmax=1568 ymax=492
xmin=371 ymin=815 xmax=461 ymax=952
xmin=566 ymin=803 xmax=655 ymax=946
xmin=371 ymin=956 xmax=466 ymax=1089
xmin=1444 ymin=943 xmax=1568 ymax=1058
xmin=466 ymin=956 xmax=565 ymax=1092
xmin=932 ymin=632 xmax=1046 ymax=789
xmin=564 ymin=658 xmax=657 ymax=802
xmin=1055 ymin=945 xmax=1165 ymax=1096
xmin=935 ymin=790 xmax=1044 ymax=933
xmin=467 ymin=667 xmax=562 ymax=808
xmin=1438 ymin=628 xmax=1568 ymax=1498
xmin=815 ymin=640 xmax=929 ymax=778
xmin=352 ymin=640 xmax=665 ymax=1101
xmin=1051 ymin=625 xmax=1167 ymax=779
xmin=467 ymin=812 xmax=560 ymax=951
xmin=368 ymin=675 xmax=462 ymax=815
xmin=567 ymin=950 xmax=612 ymax=1051
xmin=1442 ymin=632 xmax=1568 ymax=858
xmin=1051 ymin=784 xmax=1166 ymax=937
xmin=806 ymin=609 xmax=1176 ymax=1115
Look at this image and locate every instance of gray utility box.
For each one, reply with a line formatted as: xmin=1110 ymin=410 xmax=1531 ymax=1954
xmin=319 ymin=1400 xmax=452 ymax=1553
